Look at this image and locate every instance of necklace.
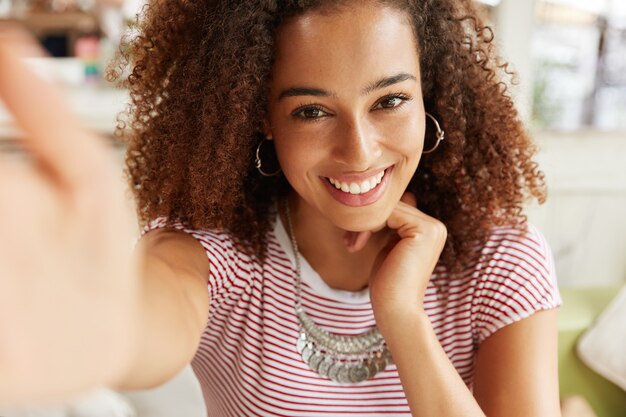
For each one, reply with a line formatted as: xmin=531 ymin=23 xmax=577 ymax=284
xmin=283 ymin=200 xmax=393 ymax=384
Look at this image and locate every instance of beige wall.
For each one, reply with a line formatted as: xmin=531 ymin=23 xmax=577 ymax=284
xmin=528 ymin=131 xmax=626 ymax=288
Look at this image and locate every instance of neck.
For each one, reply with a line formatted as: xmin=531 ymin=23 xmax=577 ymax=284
xmin=281 ymin=193 xmax=385 ymax=292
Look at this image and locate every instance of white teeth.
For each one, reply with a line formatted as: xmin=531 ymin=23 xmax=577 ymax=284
xmin=327 ymin=169 xmax=387 ymax=195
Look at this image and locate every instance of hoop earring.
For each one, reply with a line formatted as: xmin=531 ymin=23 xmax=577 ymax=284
xmin=423 ymin=112 xmax=445 ymax=154
xmin=255 ymin=137 xmax=281 ymax=177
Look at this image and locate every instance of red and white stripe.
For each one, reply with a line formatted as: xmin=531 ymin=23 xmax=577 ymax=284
xmin=144 ymin=216 xmax=561 ymax=417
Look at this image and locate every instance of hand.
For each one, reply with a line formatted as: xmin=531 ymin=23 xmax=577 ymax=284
xmin=346 ymin=192 xmax=447 ymax=325
xmin=0 ymin=29 xmax=140 ymax=404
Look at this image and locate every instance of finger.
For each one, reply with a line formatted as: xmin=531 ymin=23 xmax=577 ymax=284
xmin=0 ymin=27 xmax=108 ymax=190
xmin=343 ymin=230 xmax=372 ymax=253
xmin=386 ymin=202 xmax=424 ymax=239
xmin=0 ymin=23 xmax=48 ymax=58
xmin=399 ymin=191 xmax=417 ymax=207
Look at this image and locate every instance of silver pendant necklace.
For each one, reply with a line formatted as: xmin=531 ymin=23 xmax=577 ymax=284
xmin=283 ymin=200 xmax=393 ymax=384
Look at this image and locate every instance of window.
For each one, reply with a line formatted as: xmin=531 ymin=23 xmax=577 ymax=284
xmin=532 ymin=0 xmax=626 ymax=131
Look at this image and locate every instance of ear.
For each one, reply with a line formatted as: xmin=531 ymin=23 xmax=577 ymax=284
xmin=262 ymin=119 xmax=273 ymax=140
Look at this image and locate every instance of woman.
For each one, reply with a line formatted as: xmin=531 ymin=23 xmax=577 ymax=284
xmin=0 ymin=0 xmax=562 ymax=415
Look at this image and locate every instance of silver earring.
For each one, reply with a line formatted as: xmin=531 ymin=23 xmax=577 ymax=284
xmin=423 ymin=112 xmax=445 ymax=154
xmin=255 ymin=137 xmax=281 ymax=177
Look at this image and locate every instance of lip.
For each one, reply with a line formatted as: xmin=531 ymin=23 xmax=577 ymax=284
xmin=325 ymin=165 xmax=391 ymax=184
xmin=321 ymin=165 xmax=394 ymax=207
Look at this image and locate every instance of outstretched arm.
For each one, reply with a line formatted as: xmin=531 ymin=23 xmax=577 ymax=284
xmin=116 ymin=229 xmax=210 ymax=391
xmin=0 ymin=28 xmax=209 ymax=404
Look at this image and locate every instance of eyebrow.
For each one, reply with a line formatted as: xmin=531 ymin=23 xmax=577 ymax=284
xmin=278 ymin=87 xmax=333 ymax=100
xmin=277 ymin=72 xmax=417 ymax=101
xmin=362 ymin=72 xmax=417 ymax=95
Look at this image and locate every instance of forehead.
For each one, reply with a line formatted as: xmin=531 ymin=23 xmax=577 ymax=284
xmin=271 ymin=4 xmax=419 ymax=94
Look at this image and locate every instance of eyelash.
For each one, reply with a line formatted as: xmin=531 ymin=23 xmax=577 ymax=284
xmin=291 ymin=92 xmax=412 ymax=122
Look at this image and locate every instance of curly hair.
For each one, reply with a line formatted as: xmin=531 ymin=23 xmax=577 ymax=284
xmin=109 ymin=0 xmax=546 ymax=274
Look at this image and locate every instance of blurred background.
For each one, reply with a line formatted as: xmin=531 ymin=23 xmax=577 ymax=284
xmin=0 ymin=0 xmax=625 ymax=416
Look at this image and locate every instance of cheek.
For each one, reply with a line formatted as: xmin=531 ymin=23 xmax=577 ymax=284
xmin=271 ymin=120 xmax=329 ymax=170
xmin=381 ymin=114 xmax=425 ymax=157
xmin=272 ymin=135 xmax=321 ymax=186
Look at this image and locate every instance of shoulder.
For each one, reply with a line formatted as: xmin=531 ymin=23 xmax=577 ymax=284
xmin=141 ymin=217 xmax=240 ymax=261
xmin=139 ymin=217 xmax=260 ymax=297
xmin=476 ymin=223 xmax=558 ymax=299
xmin=471 ymin=223 xmax=562 ymax=344
xmin=479 ymin=223 xmax=553 ymax=271
xmin=139 ymin=217 xmax=244 ymax=277
xmin=139 ymin=224 xmax=211 ymax=280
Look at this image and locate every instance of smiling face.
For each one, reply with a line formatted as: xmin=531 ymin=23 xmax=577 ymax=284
xmin=267 ymin=3 xmax=425 ymax=232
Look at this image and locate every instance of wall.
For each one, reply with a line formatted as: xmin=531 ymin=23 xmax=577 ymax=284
xmin=528 ymin=131 xmax=626 ymax=288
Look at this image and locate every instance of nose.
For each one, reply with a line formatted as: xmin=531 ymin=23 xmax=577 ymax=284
xmin=330 ymin=117 xmax=382 ymax=170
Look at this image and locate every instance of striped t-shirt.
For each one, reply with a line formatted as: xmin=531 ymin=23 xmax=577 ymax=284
xmin=146 ymin=214 xmax=562 ymax=417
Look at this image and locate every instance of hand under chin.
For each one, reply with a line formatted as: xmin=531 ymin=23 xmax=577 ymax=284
xmin=343 ymin=222 xmax=389 ymax=253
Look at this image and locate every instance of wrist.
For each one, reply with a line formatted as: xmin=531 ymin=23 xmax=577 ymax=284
xmin=373 ymin=304 xmax=429 ymax=336
xmin=375 ymin=308 xmax=437 ymax=361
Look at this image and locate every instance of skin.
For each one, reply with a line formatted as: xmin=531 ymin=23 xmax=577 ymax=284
xmin=267 ymin=5 xmax=433 ymax=296
xmin=266 ymin=4 xmax=561 ymax=416
xmin=0 ymin=28 xmax=140 ymax=402
xmin=0 ymin=28 xmax=209 ymax=400
xmin=0 ymin=7 xmax=561 ymax=416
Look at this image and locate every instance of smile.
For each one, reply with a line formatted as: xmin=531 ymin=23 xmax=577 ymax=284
xmin=321 ymin=166 xmax=393 ymax=207
xmin=327 ymin=170 xmax=386 ymax=195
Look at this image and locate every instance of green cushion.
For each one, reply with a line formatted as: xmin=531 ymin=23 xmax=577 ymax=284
xmin=558 ymin=285 xmax=626 ymax=417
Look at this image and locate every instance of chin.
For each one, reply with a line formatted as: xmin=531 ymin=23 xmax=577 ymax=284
xmin=327 ymin=205 xmax=390 ymax=232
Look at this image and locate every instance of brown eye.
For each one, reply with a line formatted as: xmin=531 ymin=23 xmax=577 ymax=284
xmin=293 ymin=106 xmax=328 ymax=120
xmin=303 ymin=108 xmax=323 ymax=118
xmin=373 ymin=94 xmax=411 ymax=111
xmin=380 ymin=97 xmax=402 ymax=108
